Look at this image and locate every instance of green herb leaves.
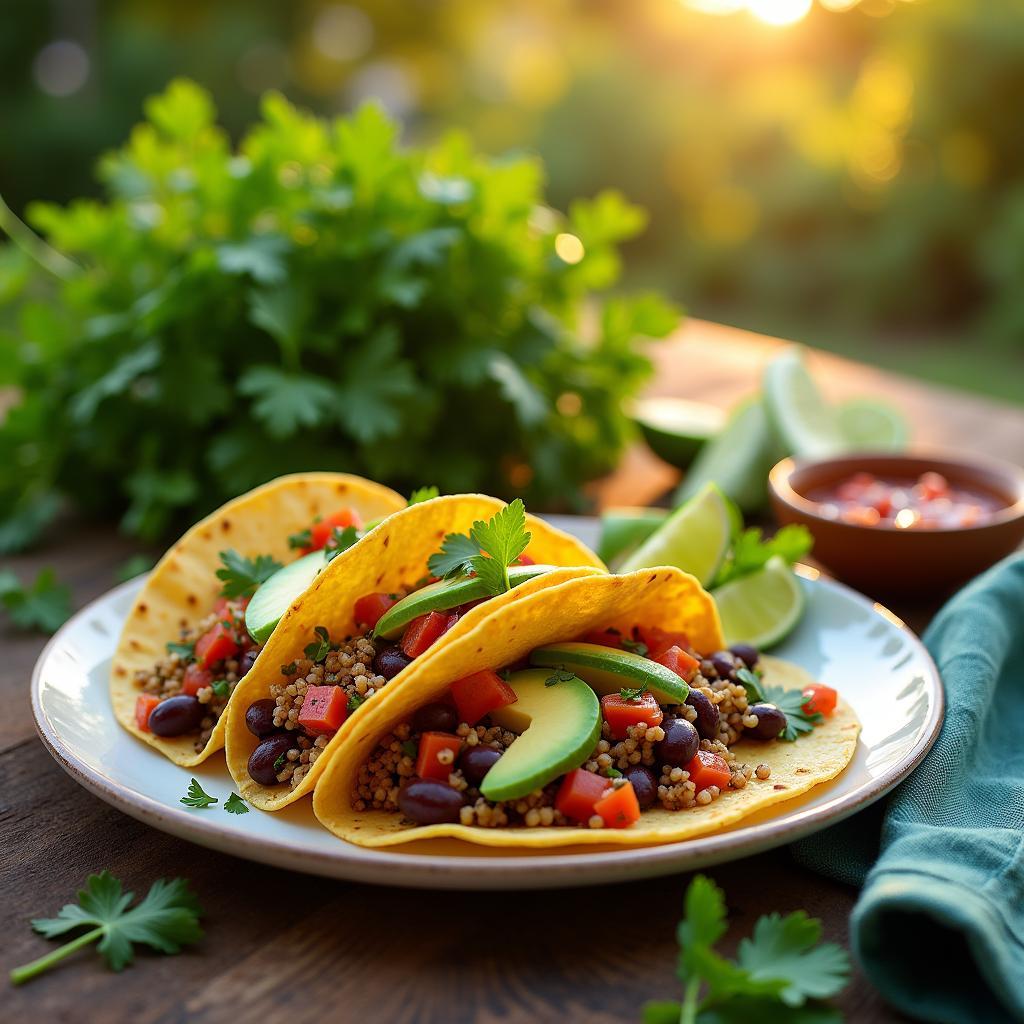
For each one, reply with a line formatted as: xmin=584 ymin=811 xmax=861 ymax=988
xmin=180 ymin=779 xmax=218 ymax=809
xmin=428 ymin=499 xmax=531 ymax=596
xmin=643 ymin=875 xmax=848 ymax=1024
xmin=10 ymin=872 xmax=202 ymax=984
xmin=304 ymin=625 xmax=331 ymax=662
xmin=713 ymin=525 xmax=813 ymax=589
xmin=347 ymin=693 xmax=366 ymax=713
xmin=760 ymin=684 xmax=823 ymax=742
xmin=215 ymin=550 xmax=283 ymax=599
xmin=166 ymin=640 xmax=195 ymax=661
xmin=224 ymin=793 xmax=249 ymax=815
xmin=544 ymin=669 xmax=576 ymax=687
xmin=324 ymin=525 xmax=359 ymax=563
xmin=619 ymin=687 xmax=644 ymax=701
xmin=408 ymin=486 xmax=439 ymax=505
xmin=0 ymin=568 xmax=72 ymax=634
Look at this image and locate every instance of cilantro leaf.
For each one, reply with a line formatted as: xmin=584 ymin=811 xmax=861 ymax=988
xmin=620 ymin=687 xmax=644 ymax=701
xmin=0 ymin=568 xmax=72 ymax=634
xmin=224 ymin=793 xmax=249 ymax=815
xmin=545 ymin=669 xmax=576 ymax=687
xmin=324 ymin=525 xmax=360 ymax=563
xmin=401 ymin=739 xmax=418 ymax=759
xmin=211 ymin=680 xmax=230 ymax=698
xmin=760 ymin=684 xmax=823 ymax=742
xmin=428 ymin=531 xmax=482 ymax=579
xmin=11 ymin=871 xmax=202 ymax=983
xmin=273 ymin=753 xmax=287 ymax=773
xmin=215 ymin=549 xmax=283 ymax=599
xmin=468 ymin=499 xmax=531 ymax=594
xmin=281 ymin=661 xmax=297 ymax=676
xmin=737 ymin=912 xmax=850 ymax=1006
xmin=304 ymin=625 xmax=331 ymax=662
xmin=714 ymin=525 xmax=813 ymax=588
xmin=180 ymin=779 xmax=218 ymax=809
xmin=605 ymin=766 xmax=623 ymax=779
xmin=736 ymin=667 xmax=765 ymax=704
xmin=348 ymin=693 xmax=366 ymax=713
xmin=408 ymin=486 xmax=439 ymax=505
xmin=288 ymin=528 xmax=312 ymax=551
xmin=166 ymin=640 xmax=195 ymax=661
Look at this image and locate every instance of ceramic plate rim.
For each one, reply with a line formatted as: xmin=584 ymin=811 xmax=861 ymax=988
xmin=31 ymin=564 xmax=944 ymax=890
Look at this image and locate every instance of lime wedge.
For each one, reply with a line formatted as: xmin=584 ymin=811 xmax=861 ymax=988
xmin=837 ymin=398 xmax=909 ymax=451
xmin=632 ymin=397 xmax=726 ymax=469
xmin=597 ymin=507 xmax=668 ymax=566
xmin=713 ymin=555 xmax=805 ymax=649
xmin=619 ymin=482 xmax=732 ymax=586
xmin=763 ymin=347 xmax=847 ymax=459
xmin=674 ymin=398 xmax=783 ymax=513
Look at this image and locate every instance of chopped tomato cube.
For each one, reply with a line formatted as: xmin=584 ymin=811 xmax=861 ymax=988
xmin=181 ymin=663 xmax=213 ymax=697
xmin=415 ymin=731 xmax=463 ymax=782
xmin=802 ymin=683 xmax=838 ymax=716
xmin=555 ymin=769 xmax=611 ymax=823
xmin=305 ymin=508 xmax=362 ymax=553
xmin=297 ymin=685 xmax=348 ymax=735
xmin=593 ymin=780 xmax=641 ymax=828
xmin=450 ymin=670 xmax=517 ymax=726
xmin=580 ymin=628 xmax=623 ymax=649
xmin=654 ymin=645 xmax=700 ymax=683
xmin=637 ymin=626 xmax=690 ymax=660
xmin=401 ymin=610 xmax=453 ymax=659
xmin=195 ymin=621 xmax=240 ymax=669
xmin=135 ymin=694 xmax=161 ymax=732
xmin=353 ymin=592 xmax=399 ymax=628
xmin=600 ymin=691 xmax=664 ymax=740
xmin=686 ymin=750 xmax=732 ymax=792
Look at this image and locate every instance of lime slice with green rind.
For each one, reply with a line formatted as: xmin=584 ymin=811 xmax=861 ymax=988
xmin=763 ymin=346 xmax=847 ymax=459
xmin=619 ymin=482 xmax=732 ymax=586
xmin=837 ymin=397 xmax=910 ymax=451
xmin=597 ymin=507 xmax=668 ymax=566
xmin=632 ymin=397 xmax=726 ymax=469
xmin=713 ymin=555 xmax=805 ymax=649
xmin=674 ymin=397 xmax=783 ymax=513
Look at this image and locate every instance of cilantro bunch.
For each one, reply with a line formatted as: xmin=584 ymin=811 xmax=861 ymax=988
xmin=0 ymin=79 xmax=678 ymax=553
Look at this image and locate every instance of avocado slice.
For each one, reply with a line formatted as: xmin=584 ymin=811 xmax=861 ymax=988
xmin=482 ymin=669 xmax=601 ymax=802
xmin=372 ymin=563 xmax=554 ymax=640
xmin=530 ymin=642 xmax=689 ymax=705
xmin=245 ymin=549 xmax=329 ymax=644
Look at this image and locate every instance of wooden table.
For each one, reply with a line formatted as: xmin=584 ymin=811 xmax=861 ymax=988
xmin=4 ymin=320 xmax=1023 ymax=1023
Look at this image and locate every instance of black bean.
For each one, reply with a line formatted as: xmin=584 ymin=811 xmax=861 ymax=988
xmin=374 ymin=645 xmax=412 ymax=680
xmin=247 ymin=733 xmax=294 ymax=786
xmin=623 ymin=766 xmax=657 ymax=810
xmin=239 ymin=648 xmax=260 ymax=676
xmin=460 ymin=745 xmax=502 ymax=787
xmin=710 ymin=651 xmax=738 ymax=681
xmin=245 ymin=698 xmax=278 ymax=738
xmin=747 ymin=703 xmax=787 ymax=741
xmin=148 ymin=695 xmax=204 ymax=737
xmin=398 ymin=780 xmax=465 ymax=825
xmin=657 ymin=717 xmax=700 ymax=767
xmin=729 ymin=643 xmax=760 ymax=669
xmin=685 ymin=688 xmax=720 ymax=740
xmin=411 ymin=702 xmax=459 ymax=734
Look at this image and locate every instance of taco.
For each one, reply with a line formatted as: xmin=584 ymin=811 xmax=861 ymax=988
xmin=224 ymin=494 xmax=605 ymax=810
xmin=312 ymin=568 xmax=860 ymax=847
xmin=110 ymin=473 xmax=408 ymax=766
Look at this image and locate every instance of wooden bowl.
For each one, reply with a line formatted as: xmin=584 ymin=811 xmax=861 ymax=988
xmin=769 ymin=452 xmax=1024 ymax=596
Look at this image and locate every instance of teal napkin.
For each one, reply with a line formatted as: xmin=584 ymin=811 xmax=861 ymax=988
xmin=792 ymin=553 xmax=1024 ymax=1024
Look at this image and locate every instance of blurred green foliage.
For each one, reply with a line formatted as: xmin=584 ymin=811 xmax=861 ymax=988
xmin=0 ymin=80 xmax=677 ymax=548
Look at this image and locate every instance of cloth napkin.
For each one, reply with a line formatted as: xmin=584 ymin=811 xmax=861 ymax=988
xmin=792 ymin=552 xmax=1024 ymax=1024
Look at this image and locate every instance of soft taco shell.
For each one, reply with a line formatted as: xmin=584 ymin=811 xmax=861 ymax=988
xmin=110 ymin=473 xmax=407 ymax=766
xmin=312 ymin=571 xmax=860 ymax=848
xmin=225 ymin=494 xmax=606 ymax=810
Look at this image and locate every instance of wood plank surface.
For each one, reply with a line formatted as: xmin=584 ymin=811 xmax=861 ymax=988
xmin=4 ymin=319 xmax=1022 ymax=1022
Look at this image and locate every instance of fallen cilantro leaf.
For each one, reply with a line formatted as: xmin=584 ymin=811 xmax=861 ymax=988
xmin=224 ymin=793 xmax=249 ymax=815
xmin=713 ymin=525 xmax=813 ymax=589
xmin=180 ymin=779 xmax=218 ymax=809
xmin=215 ymin=550 xmax=283 ymax=599
xmin=304 ymin=625 xmax=331 ymax=662
xmin=428 ymin=531 xmax=481 ymax=579
xmin=10 ymin=871 xmax=202 ymax=984
xmin=408 ymin=485 xmax=439 ymax=505
xmin=760 ymin=684 xmax=822 ymax=742
xmin=166 ymin=640 xmax=195 ymax=661
xmin=348 ymin=693 xmax=366 ymax=713
xmin=288 ymin=528 xmax=312 ymax=551
xmin=620 ymin=686 xmax=644 ymax=701
xmin=211 ymin=680 xmax=230 ymax=698
xmin=324 ymin=525 xmax=360 ymax=563
xmin=0 ymin=568 xmax=72 ymax=634
xmin=545 ymin=669 xmax=576 ymax=687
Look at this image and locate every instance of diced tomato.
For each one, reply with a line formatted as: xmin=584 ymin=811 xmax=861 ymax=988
xmin=517 ymin=553 xmax=536 ymax=565
xmin=297 ymin=685 xmax=348 ymax=735
xmin=580 ymin=628 xmax=624 ymax=649
xmin=353 ymin=592 xmax=398 ymax=628
xmin=555 ymin=768 xmax=611 ymax=823
xmin=450 ymin=670 xmax=518 ymax=726
xmin=654 ymin=645 xmax=700 ymax=683
xmin=401 ymin=610 xmax=454 ymax=659
xmin=802 ymin=683 xmax=838 ymax=716
xmin=195 ymin=621 xmax=240 ymax=669
xmin=600 ymin=691 xmax=664 ymax=740
xmin=181 ymin=663 xmax=213 ymax=697
xmin=637 ymin=625 xmax=690 ymax=660
xmin=686 ymin=750 xmax=732 ymax=792
xmin=305 ymin=508 xmax=362 ymax=553
xmin=135 ymin=694 xmax=160 ymax=732
xmin=918 ymin=471 xmax=949 ymax=500
xmin=415 ymin=731 xmax=463 ymax=782
xmin=593 ymin=781 xmax=641 ymax=829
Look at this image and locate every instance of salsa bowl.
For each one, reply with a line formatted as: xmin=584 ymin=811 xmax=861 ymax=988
xmin=769 ymin=452 xmax=1024 ymax=596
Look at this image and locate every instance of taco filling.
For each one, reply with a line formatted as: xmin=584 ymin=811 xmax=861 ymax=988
xmin=350 ymin=628 xmax=839 ymax=831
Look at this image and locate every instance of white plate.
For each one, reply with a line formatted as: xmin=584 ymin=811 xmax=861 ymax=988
xmin=31 ymin=518 xmax=943 ymax=890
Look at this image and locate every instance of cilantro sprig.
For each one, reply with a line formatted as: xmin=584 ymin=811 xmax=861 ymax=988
xmin=304 ymin=625 xmax=332 ymax=662
xmin=180 ymin=779 xmax=218 ymax=809
xmin=324 ymin=525 xmax=360 ymax=563
xmin=10 ymin=872 xmax=202 ymax=984
xmin=713 ymin=525 xmax=813 ymax=589
xmin=428 ymin=499 xmax=531 ymax=596
xmin=224 ymin=793 xmax=249 ymax=815
xmin=0 ymin=568 xmax=72 ymax=634
xmin=408 ymin=485 xmax=440 ymax=505
xmin=760 ymin=685 xmax=823 ymax=742
xmin=215 ymin=550 xmax=283 ymax=599
xmin=643 ymin=875 xmax=849 ymax=1024
xmin=544 ymin=668 xmax=576 ymax=687
xmin=619 ymin=686 xmax=644 ymax=701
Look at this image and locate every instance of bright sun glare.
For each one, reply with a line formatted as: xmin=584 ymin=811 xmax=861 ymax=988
xmin=686 ymin=0 xmax=815 ymax=26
